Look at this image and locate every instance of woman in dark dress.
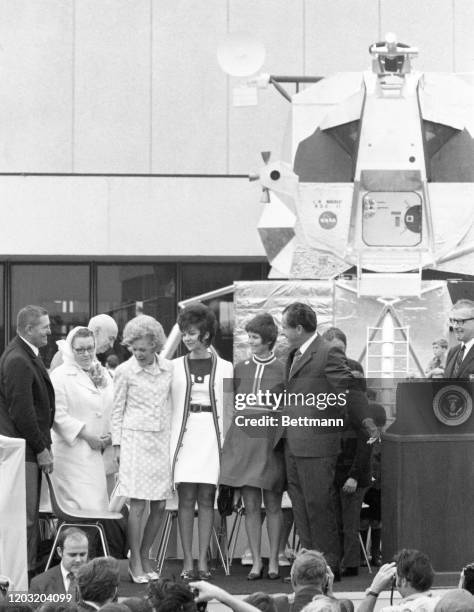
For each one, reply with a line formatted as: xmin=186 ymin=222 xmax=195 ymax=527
xmin=220 ymin=313 xmax=285 ymax=580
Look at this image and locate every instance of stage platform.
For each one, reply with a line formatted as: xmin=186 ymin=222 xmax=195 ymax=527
xmin=116 ymin=558 xmax=460 ymax=610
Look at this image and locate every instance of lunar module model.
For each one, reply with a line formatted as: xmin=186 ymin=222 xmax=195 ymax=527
xmin=220 ymin=34 xmax=474 ymax=293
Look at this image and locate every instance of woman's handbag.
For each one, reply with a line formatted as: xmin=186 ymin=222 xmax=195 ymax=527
xmin=108 ymin=480 xmax=127 ymax=513
xmin=217 ymin=485 xmax=235 ymax=516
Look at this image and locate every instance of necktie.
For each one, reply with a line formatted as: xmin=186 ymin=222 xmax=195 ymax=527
xmin=289 ymin=349 xmax=302 ymax=376
xmin=67 ymin=572 xmax=78 ymax=601
xmin=452 ymin=344 xmax=465 ymax=377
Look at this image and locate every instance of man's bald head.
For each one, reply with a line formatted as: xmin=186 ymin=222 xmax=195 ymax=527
xmin=88 ymin=314 xmax=118 ymax=354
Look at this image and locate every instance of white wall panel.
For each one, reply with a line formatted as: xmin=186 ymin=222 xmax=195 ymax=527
xmin=454 ymin=0 xmax=474 ymax=72
xmin=305 ymin=0 xmax=379 ymax=75
xmin=0 ymin=177 xmax=264 ymax=256
xmin=0 ymin=178 xmax=109 ymax=254
xmin=74 ymin=0 xmax=151 ymax=172
xmin=0 ymin=0 xmax=73 ymax=171
xmin=380 ymin=0 xmax=454 ymax=71
xmin=108 ymin=178 xmax=264 ymax=255
xmin=151 ymin=1 xmax=227 ymax=173
xmin=228 ymin=0 xmax=304 ymax=173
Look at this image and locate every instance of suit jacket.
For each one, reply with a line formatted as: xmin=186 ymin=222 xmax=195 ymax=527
xmin=0 ymin=336 xmax=55 ymax=462
xmin=29 ymin=564 xmax=66 ymax=598
xmin=444 ymin=343 xmax=474 ymax=379
xmin=275 ymin=335 xmax=368 ymax=457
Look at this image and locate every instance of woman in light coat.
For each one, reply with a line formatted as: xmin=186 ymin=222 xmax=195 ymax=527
xmin=51 ymin=326 xmax=113 ymax=512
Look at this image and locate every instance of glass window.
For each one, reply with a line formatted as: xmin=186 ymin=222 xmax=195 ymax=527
xmin=180 ymin=263 xmax=264 ymax=361
xmin=11 ymin=265 xmax=90 ymax=366
xmin=97 ymin=264 xmax=176 ymax=362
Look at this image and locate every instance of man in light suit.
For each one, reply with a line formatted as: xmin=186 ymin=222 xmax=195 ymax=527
xmin=29 ymin=528 xmax=88 ymax=602
xmin=0 ymin=305 xmax=55 ymax=575
xmin=275 ymin=303 xmax=373 ymax=577
xmin=445 ymin=299 xmax=474 ymax=379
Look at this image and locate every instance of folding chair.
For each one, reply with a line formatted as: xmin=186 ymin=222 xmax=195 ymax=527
xmin=44 ymin=474 xmax=123 ymax=570
xmin=227 ymin=491 xmax=296 ymax=566
xmin=154 ymin=494 xmax=230 ymax=577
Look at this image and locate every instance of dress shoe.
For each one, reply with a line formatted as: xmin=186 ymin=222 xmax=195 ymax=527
xmin=197 ymin=569 xmax=212 ymax=581
xmin=147 ymin=571 xmax=160 ymax=580
xmin=241 ymin=550 xmax=254 ymax=566
xmin=341 ymin=567 xmax=359 ymax=577
xmin=128 ymin=568 xmax=149 ymax=584
xmin=247 ymin=568 xmax=263 ymax=580
xmin=278 ymin=553 xmax=291 ymax=567
xmin=180 ymin=569 xmax=195 ymax=581
xmin=267 ymin=571 xmax=281 ymax=580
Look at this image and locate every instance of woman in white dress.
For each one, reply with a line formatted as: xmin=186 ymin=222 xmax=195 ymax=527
xmin=170 ymin=303 xmax=233 ymax=580
xmin=50 ymin=326 xmax=112 ymax=512
xmin=112 ymin=315 xmax=172 ymax=584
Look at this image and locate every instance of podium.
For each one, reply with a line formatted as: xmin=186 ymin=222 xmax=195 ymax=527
xmin=382 ymin=381 xmax=474 ymax=571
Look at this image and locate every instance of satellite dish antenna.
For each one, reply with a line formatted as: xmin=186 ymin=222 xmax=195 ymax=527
xmin=217 ymin=32 xmax=265 ymax=77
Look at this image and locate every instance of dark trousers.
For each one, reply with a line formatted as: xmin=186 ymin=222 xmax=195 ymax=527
xmin=284 ymin=445 xmax=340 ymax=568
xmin=333 ymin=485 xmax=367 ymax=568
xmin=25 ymin=461 xmax=41 ymax=571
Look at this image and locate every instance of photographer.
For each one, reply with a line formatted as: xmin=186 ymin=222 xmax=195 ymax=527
xmin=272 ymin=550 xmax=353 ymax=612
xmin=358 ymin=549 xmax=439 ymax=612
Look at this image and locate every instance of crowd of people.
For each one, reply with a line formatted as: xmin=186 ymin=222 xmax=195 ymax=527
xmin=1 ymin=297 xmax=474 ymax=605
xmin=2 ymin=543 xmax=474 ymax=612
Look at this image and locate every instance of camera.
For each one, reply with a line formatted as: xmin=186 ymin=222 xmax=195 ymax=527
xmin=461 ymin=563 xmax=474 ymax=595
xmin=190 ymin=587 xmax=208 ymax=612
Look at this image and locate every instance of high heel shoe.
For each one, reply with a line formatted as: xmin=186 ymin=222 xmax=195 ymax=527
xmin=128 ymin=568 xmax=149 ymax=584
xmin=247 ymin=567 xmax=263 ymax=580
xmin=147 ymin=571 xmax=160 ymax=580
xmin=197 ymin=569 xmax=212 ymax=581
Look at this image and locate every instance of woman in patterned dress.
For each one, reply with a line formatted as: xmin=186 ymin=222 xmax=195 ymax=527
xmin=220 ymin=313 xmax=285 ymax=579
xmin=170 ymin=303 xmax=233 ymax=580
xmin=112 ymin=315 xmax=172 ymax=584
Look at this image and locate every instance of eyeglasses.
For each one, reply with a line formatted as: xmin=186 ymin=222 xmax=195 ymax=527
xmin=449 ymin=318 xmax=474 ymax=326
xmin=72 ymin=346 xmax=95 ymax=354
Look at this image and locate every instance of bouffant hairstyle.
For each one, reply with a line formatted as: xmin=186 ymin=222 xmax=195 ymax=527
xmin=432 ymin=338 xmax=448 ymax=349
xmin=122 ymin=315 xmax=166 ymax=351
xmin=245 ymin=313 xmax=279 ymax=350
xmin=283 ymin=303 xmax=317 ymax=333
xmin=178 ymin=303 xmax=217 ymax=347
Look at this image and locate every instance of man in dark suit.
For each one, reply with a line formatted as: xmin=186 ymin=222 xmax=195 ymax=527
xmin=0 ymin=305 xmax=55 ymax=574
xmin=29 ymin=528 xmax=88 ymax=601
xmin=445 ymin=299 xmax=474 ymax=379
xmin=276 ymin=303 xmax=373 ymax=575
